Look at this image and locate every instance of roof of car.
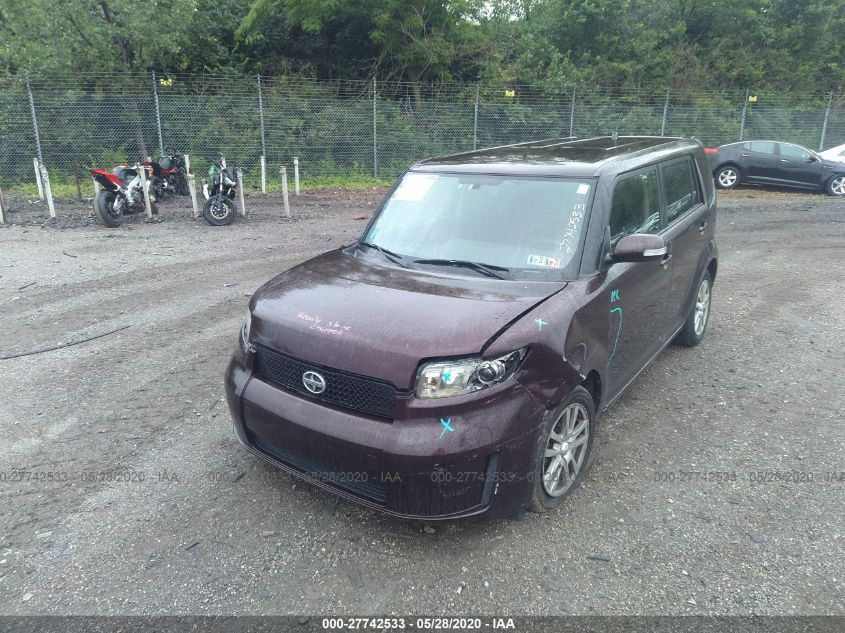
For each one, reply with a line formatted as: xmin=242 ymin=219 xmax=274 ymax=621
xmin=410 ymin=136 xmax=702 ymax=178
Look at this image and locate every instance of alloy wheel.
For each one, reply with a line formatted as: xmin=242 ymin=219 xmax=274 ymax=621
xmin=694 ymin=278 xmax=711 ymax=336
xmin=542 ymin=403 xmax=590 ymax=497
xmin=718 ymin=168 xmax=737 ymax=188
xmin=831 ymin=176 xmax=845 ymax=196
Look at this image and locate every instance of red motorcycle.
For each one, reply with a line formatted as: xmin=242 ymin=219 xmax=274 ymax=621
xmin=150 ymin=152 xmax=188 ymax=199
xmin=89 ymin=162 xmax=158 ymax=227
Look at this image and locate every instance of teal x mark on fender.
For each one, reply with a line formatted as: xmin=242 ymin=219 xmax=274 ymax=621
xmin=439 ymin=417 xmax=454 ymax=438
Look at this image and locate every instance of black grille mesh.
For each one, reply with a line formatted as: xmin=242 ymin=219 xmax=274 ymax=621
xmin=253 ymin=344 xmax=397 ymax=419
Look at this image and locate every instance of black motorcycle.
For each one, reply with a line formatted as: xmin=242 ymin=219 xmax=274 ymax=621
xmin=154 ymin=152 xmax=189 ymax=199
xmin=202 ymin=157 xmax=238 ymax=226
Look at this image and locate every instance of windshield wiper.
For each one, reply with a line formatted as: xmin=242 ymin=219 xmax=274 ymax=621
xmin=358 ymin=241 xmax=411 ymax=268
xmin=412 ymin=258 xmax=509 ymax=279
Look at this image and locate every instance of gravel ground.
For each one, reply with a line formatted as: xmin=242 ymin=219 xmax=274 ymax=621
xmin=0 ymin=185 xmax=843 ymax=616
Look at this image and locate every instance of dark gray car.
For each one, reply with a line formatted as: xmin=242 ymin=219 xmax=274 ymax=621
xmin=707 ymin=140 xmax=845 ymax=196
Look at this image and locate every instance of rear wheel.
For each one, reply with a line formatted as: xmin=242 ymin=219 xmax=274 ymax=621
xmin=825 ymin=175 xmax=845 ymax=197
xmin=94 ymin=190 xmax=122 ymax=227
xmin=677 ymin=270 xmax=713 ymax=347
xmin=715 ymin=165 xmax=740 ymax=189
xmin=151 ymin=177 xmax=166 ymax=201
xmin=202 ymin=194 xmax=236 ymax=226
xmin=528 ymin=386 xmax=595 ymax=513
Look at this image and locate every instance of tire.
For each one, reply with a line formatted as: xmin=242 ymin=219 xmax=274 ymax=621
xmin=202 ymin=194 xmax=236 ymax=226
xmin=94 ymin=190 xmax=123 ymax=227
xmin=176 ymin=173 xmax=188 ymax=196
xmin=825 ymin=174 xmax=845 ymax=197
xmin=715 ymin=165 xmax=740 ymax=189
xmin=676 ymin=270 xmax=713 ymax=347
xmin=528 ymin=386 xmax=596 ymax=513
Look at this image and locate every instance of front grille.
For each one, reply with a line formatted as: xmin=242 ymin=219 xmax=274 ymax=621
xmin=248 ymin=431 xmax=387 ymax=504
xmin=253 ymin=344 xmax=397 ymax=419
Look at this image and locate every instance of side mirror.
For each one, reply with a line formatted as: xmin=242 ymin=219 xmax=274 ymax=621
xmin=611 ymin=234 xmax=667 ymax=263
xmin=807 ymin=155 xmax=818 ymax=163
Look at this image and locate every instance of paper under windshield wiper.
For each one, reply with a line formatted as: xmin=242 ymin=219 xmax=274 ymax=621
xmin=412 ymin=258 xmax=509 ymax=279
xmin=358 ymin=241 xmax=411 ymax=268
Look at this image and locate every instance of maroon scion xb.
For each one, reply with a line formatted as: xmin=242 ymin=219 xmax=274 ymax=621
xmin=225 ymin=136 xmax=718 ymax=519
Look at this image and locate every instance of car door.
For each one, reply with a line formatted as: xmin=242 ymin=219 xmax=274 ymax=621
xmin=659 ymin=155 xmax=709 ymax=332
xmin=603 ymin=167 xmax=672 ymax=397
xmin=776 ymin=143 xmax=824 ymax=189
xmin=741 ymin=141 xmax=780 ymax=182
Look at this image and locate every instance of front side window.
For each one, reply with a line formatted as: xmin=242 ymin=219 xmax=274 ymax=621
xmin=746 ymin=141 xmax=776 ymax=154
xmin=361 ymin=173 xmax=594 ymax=280
xmin=662 ymin=158 xmax=700 ymax=224
xmin=780 ymin=144 xmax=812 ymax=160
xmin=609 ymin=170 xmax=660 ymax=245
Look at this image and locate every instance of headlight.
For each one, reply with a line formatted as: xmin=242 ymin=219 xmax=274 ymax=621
xmin=241 ymin=310 xmax=252 ymax=344
xmin=415 ymin=348 xmax=527 ymax=399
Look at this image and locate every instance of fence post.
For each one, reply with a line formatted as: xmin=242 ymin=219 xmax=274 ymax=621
xmin=280 ymin=165 xmax=291 ymax=218
xmin=151 ymin=71 xmax=164 ymax=158
xmin=187 ymin=172 xmax=199 ymax=219
xmin=372 ymin=77 xmax=378 ymax=178
xmin=473 ymin=84 xmax=479 ymax=150
xmin=293 ymin=157 xmax=300 ymax=195
xmin=660 ymin=89 xmax=670 ymax=136
xmin=569 ymin=86 xmax=577 ymax=137
xmin=33 ymin=157 xmax=44 ymax=200
xmin=139 ymin=164 xmax=154 ymax=219
xmin=819 ymin=91 xmax=834 ymax=151
xmin=739 ymin=89 xmax=749 ymax=141
xmin=184 ymin=154 xmax=191 ymax=173
xmin=0 ymin=182 xmax=7 ymax=225
xmin=258 ymin=74 xmax=267 ymax=193
xmin=39 ymin=163 xmax=56 ymax=219
xmin=236 ymin=168 xmax=246 ymax=216
xmin=26 ymin=75 xmax=44 ymax=166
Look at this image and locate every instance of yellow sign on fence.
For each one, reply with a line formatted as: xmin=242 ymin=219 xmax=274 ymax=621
xmin=504 ymin=89 xmax=515 ymax=97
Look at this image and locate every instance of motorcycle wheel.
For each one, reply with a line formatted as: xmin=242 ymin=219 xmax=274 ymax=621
xmin=202 ymin=194 xmax=236 ymax=226
xmin=94 ymin=190 xmax=123 ymax=227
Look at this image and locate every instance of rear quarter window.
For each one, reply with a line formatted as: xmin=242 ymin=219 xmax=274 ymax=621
xmin=662 ymin=157 xmax=700 ymax=224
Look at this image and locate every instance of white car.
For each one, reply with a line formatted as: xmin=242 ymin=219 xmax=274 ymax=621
xmin=820 ymin=143 xmax=845 ymax=163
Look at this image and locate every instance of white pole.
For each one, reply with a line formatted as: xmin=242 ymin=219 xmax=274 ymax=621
xmin=187 ymin=172 xmax=199 ymax=219
xmin=280 ymin=166 xmax=290 ymax=218
xmin=236 ymin=167 xmax=246 ymax=217
xmin=293 ymin=157 xmax=300 ymax=196
xmin=201 ymin=178 xmax=209 ymax=200
xmin=0 ymin=183 xmax=7 ymax=225
xmin=221 ymin=155 xmax=227 ymax=169
xmin=34 ymin=158 xmax=44 ymax=200
xmin=39 ymin=163 xmax=55 ymax=219
xmin=184 ymin=154 xmax=191 ymax=173
xmin=260 ymin=155 xmax=267 ymax=194
xmin=139 ymin=164 xmax=154 ymax=219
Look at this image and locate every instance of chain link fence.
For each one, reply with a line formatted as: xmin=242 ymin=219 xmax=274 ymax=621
xmin=1 ymin=72 xmax=843 ymax=191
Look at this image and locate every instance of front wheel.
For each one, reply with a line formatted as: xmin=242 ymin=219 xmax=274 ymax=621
xmin=676 ymin=270 xmax=713 ymax=347
xmin=528 ymin=386 xmax=596 ymax=513
xmin=715 ymin=165 xmax=740 ymax=189
xmin=94 ymin=190 xmax=122 ymax=227
xmin=202 ymin=194 xmax=236 ymax=226
xmin=151 ymin=177 xmax=166 ymax=201
xmin=825 ymin=175 xmax=845 ymax=197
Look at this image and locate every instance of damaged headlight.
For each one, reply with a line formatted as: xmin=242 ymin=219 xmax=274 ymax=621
xmin=415 ymin=349 xmax=527 ymax=399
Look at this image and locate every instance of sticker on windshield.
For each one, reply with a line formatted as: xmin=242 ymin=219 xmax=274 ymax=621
xmin=577 ymin=184 xmax=590 ymax=195
xmin=527 ymin=254 xmax=561 ymax=269
xmin=393 ymin=174 xmax=438 ymax=202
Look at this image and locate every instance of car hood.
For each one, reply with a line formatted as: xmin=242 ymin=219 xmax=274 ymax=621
xmin=250 ymin=249 xmax=567 ymax=388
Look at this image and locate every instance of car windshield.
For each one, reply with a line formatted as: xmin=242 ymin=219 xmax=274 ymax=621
xmin=360 ymin=172 xmax=594 ymax=280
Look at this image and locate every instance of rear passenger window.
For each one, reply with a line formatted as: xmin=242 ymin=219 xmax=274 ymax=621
xmin=609 ymin=170 xmax=660 ymax=245
xmin=662 ymin=158 xmax=700 ymax=223
xmin=745 ymin=141 xmax=776 ymax=154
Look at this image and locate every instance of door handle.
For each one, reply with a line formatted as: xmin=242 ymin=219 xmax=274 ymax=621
xmin=780 ymin=159 xmax=789 ymax=163
xmin=739 ymin=153 xmax=750 ymax=157
xmin=698 ymin=221 xmax=707 ymax=234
